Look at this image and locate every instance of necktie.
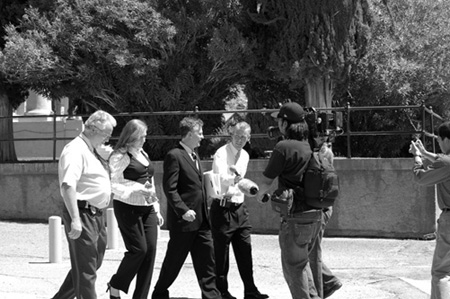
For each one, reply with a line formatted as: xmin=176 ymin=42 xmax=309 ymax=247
xmin=235 ymin=150 xmax=241 ymax=164
xmin=191 ymin=152 xmax=198 ymax=169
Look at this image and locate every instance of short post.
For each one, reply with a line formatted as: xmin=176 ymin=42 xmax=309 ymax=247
xmin=106 ymin=208 xmax=119 ymax=249
xmin=49 ymin=216 xmax=62 ymax=263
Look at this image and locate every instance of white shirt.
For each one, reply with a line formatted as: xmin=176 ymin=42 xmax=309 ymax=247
xmin=109 ymin=150 xmax=157 ymax=206
xmin=212 ymin=142 xmax=249 ymax=204
xmin=58 ymin=134 xmax=111 ymax=209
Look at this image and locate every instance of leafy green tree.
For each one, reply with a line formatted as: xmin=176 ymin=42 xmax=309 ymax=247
xmin=0 ymin=0 xmax=180 ymax=160
xmin=148 ymin=0 xmax=239 ymax=158
xmin=1 ymin=0 xmax=176 ymax=109
xmin=333 ymin=0 xmax=450 ymax=157
xmin=0 ymin=0 xmax=241 ymax=160
xmin=0 ymin=0 xmax=40 ymax=162
xmin=5 ymin=0 xmax=448 ymax=160
xmin=206 ymin=0 xmax=372 ymax=154
xmin=207 ymin=0 xmax=372 ymax=108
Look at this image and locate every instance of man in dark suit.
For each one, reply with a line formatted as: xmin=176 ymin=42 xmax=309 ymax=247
xmin=152 ymin=117 xmax=221 ymax=299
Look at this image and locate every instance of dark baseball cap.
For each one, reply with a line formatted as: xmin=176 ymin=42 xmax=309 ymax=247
xmin=271 ymin=102 xmax=306 ymax=122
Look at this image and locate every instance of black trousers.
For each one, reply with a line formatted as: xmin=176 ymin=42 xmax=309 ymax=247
xmin=110 ymin=200 xmax=158 ymax=299
xmin=210 ymin=201 xmax=258 ymax=295
xmin=152 ymin=225 xmax=221 ymax=299
xmin=52 ymin=207 xmax=107 ymax=299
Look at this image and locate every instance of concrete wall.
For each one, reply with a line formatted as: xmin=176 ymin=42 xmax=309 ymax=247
xmin=0 ymin=158 xmax=438 ymax=238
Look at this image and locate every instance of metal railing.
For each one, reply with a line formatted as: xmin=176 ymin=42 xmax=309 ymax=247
xmin=340 ymin=103 xmax=443 ymax=157
xmin=0 ymin=103 xmax=443 ymax=162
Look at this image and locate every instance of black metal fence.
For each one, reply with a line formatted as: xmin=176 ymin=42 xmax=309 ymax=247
xmin=0 ymin=103 xmax=443 ymax=163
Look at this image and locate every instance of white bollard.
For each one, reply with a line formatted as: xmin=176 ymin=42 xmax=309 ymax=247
xmin=106 ymin=208 xmax=119 ymax=249
xmin=49 ymin=216 xmax=62 ymax=263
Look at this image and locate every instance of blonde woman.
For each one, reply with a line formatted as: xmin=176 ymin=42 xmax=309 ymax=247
xmin=107 ymin=119 xmax=163 ymax=299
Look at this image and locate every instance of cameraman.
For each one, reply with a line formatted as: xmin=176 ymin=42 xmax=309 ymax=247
xmin=258 ymin=102 xmax=323 ymax=299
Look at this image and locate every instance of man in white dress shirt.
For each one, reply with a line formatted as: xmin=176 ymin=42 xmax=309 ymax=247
xmin=210 ymin=121 xmax=268 ymax=299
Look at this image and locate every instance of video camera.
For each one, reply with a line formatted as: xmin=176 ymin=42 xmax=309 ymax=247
xmin=267 ymin=107 xmax=344 ymax=148
xmin=305 ymin=107 xmax=343 ymax=144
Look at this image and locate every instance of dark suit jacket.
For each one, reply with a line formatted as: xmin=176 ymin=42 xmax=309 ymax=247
xmin=163 ymin=144 xmax=209 ymax=232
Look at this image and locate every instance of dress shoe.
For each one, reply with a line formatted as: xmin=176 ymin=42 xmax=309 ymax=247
xmin=244 ymin=291 xmax=269 ymax=299
xmin=324 ymin=280 xmax=343 ymax=298
xmin=151 ymin=289 xmax=170 ymax=299
xmin=221 ymin=290 xmax=237 ymax=299
xmin=106 ymin=283 xmax=120 ymax=299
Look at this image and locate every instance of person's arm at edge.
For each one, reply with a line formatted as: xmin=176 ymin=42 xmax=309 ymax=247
xmin=258 ymin=175 xmax=275 ymax=203
xmin=414 ymin=139 xmax=443 ymax=162
xmin=150 ymin=176 xmax=164 ymax=225
xmin=411 ymin=140 xmax=450 ymax=185
xmin=61 ymin=183 xmax=82 ymax=239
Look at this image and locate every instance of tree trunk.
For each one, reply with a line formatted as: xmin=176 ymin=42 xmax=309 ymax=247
xmin=305 ymin=76 xmax=334 ymax=109
xmin=0 ymin=84 xmax=17 ymax=162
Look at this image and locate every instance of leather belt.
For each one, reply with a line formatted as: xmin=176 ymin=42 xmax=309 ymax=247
xmin=281 ymin=209 xmax=323 ymax=223
xmin=77 ymin=200 xmax=102 ymax=215
xmin=213 ymin=197 xmax=242 ymax=209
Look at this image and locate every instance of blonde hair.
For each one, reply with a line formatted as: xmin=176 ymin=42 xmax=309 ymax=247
xmin=114 ymin=119 xmax=147 ymax=152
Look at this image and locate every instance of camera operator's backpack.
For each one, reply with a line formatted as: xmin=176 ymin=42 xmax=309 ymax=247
xmin=267 ymin=142 xmax=339 ymax=216
xmin=301 ymin=145 xmax=339 ymax=208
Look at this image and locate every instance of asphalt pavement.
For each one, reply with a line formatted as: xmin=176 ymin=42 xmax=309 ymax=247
xmin=0 ymin=220 xmax=435 ymax=299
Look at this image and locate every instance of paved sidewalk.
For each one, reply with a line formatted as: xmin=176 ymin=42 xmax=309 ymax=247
xmin=0 ymin=220 xmax=434 ymax=299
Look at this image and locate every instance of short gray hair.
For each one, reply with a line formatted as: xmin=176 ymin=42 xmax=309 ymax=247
xmin=229 ymin=121 xmax=251 ymax=135
xmin=85 ymin=110 xmax=117 ymax=130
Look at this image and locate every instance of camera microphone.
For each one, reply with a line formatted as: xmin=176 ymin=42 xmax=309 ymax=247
xmin=229 ymin=166 xmax=259 ymax=197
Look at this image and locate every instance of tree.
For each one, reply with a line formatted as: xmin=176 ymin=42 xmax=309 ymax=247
xmin=207 ymin=0 xmax=372 ymax=109
xmin=205 ymin=1 xmax=372 ymax=155
xmin=1 ymin=0 xmax=176 ymax=108
xmin=333 ymin=0 xmax=450 ymax=157
xmin=0 ymin=0 xmax=179 ymax=160
xmin=0 ymin=0 xmax=41 ymax=162
xmin=6 ymin=0 xmax=449 ymax=159
xmin=0 ymin=0 xmax=243 ymax=160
